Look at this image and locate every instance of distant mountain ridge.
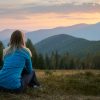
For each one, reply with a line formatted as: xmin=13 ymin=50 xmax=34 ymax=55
xmin=35 ymin=34 xmax=100 ymax=57
xmin=26 ymin=23 xmax=89 ymax=44
xmin=26 ymin=22 xmax=100 ymax=44
xmin=0 ymin=29 xmax=15 ymax=41
xmin=0 ymin=22 xmax=100 ymax=46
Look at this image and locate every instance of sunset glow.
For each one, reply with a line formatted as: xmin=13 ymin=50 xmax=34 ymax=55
xmin=0 ymin=0 xmax=100 ymax=31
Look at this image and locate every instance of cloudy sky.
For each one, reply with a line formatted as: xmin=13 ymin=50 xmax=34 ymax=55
xmin=0 ymin=0 xmax=100 ymax=30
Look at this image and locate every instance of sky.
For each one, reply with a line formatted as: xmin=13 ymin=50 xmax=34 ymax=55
xmin=0 ymin=0 xmax=100 ymax=31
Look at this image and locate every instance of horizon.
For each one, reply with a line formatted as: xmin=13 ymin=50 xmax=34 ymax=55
xmin=0 ymin=22 xmax=100 ymax=32
xmin=0 ymin=0 xmax=100 ymax=30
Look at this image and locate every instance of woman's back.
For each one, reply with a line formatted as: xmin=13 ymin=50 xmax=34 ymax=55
xmin=0 ymin=47 xmax=32 ymax=89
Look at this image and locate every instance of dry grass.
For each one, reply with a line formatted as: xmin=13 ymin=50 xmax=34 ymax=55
xmin=0 ymin=70 xmax=100 ymax=100
xmin=36 ymin=70 xmax=100 ymax=77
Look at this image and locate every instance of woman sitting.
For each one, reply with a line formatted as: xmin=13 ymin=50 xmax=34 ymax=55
xmin=0 ymin=30 xmax=40 ymax=93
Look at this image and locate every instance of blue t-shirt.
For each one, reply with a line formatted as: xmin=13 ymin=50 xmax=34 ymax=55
xmin=0 ymin=47 xmax=33 ymax=89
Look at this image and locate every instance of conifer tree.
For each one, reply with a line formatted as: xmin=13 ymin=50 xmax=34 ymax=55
xmin=26 ymin=39 xmax=38 ymax=68
xmin=0 ymin=41 xmax=4 ymax=66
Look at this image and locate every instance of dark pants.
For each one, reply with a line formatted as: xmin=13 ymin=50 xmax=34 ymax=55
xmin=0 ymin=69 xmax=40 ymax=93
xmin=21 ymin=68 xmax=40 ymax=89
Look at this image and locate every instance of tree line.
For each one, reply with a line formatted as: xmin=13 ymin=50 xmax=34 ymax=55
xmin=0 ymin=39 xmax=100 ymax=69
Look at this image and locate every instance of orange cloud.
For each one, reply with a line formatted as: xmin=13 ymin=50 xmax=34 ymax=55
xmin=0 ymin=12 xmax=100 ymax=30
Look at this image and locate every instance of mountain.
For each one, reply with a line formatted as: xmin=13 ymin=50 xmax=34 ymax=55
xmin=0 ymin=22 xmax=100 ymax=46
xmin=0 ymin=29 xmax=15 ymax=41
xmin=35 ymin=34 xmax=100 ymax=57
xmin=26 ymin=22 xmax=100 ymax=44
xmin=69 ymin=22 xmax=100 ymax=40
xmin=26 ymin=23 xmax=89 ymax=44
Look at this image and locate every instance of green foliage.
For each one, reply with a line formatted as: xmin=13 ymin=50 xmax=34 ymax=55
xmin=92 ymin=52 xmax=100 ymax=69
xmin=35 ymin=34 xmax=100 ymax=57
xmin=25 ymin=38 xmax=100 ymax=70
xmin=26 ymin=39 xmax=38 ymax=68
xmin=37 ymin=54 xmax=45 ymax=69
xmin=44 ymin=54 xmax=51 ymax=69
xmin=0 ymin=41 xmax=4 ymax=66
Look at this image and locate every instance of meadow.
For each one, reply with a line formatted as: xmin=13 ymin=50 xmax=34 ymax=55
xmin=0 ymin=70 xmax=100 ymax=100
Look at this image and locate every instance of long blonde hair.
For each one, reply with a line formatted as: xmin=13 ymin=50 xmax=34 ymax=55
xmin=5 ymin=30 xmax=26 ymax=55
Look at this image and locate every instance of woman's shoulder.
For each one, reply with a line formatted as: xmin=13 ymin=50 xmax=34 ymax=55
xmin=22 ymin=47 xmax=32 ymax=57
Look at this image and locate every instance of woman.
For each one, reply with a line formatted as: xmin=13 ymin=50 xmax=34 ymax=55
xmin=0 ymin=30 xmax=40 ymax=93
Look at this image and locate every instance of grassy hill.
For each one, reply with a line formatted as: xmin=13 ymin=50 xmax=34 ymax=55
xmin=35 ymin=34 xmax=100 ymax=57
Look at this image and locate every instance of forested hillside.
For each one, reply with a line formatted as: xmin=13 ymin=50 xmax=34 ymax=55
xmin=0 ymin=39 xmax=100 ymax=69
xmin=35 ymin=34 xmax=100 ymax=57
